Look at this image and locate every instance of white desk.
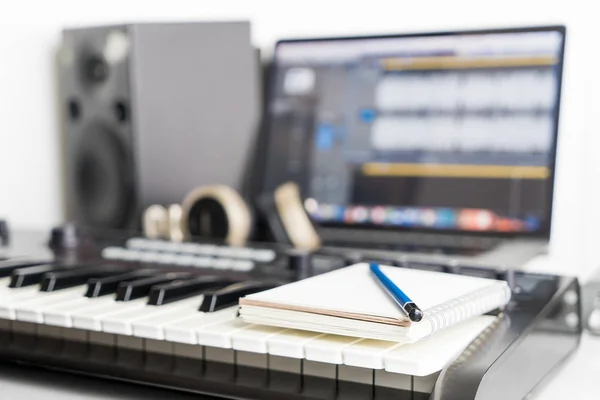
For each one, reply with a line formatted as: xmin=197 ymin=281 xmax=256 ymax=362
xmin=525 ymin=253 xmax=599 ymax=399
xmin=534 ymin=333 xmax=600 ymax=399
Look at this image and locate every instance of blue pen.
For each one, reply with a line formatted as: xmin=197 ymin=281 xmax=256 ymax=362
xmin=369 ymin=263 xmax=424 ymax=322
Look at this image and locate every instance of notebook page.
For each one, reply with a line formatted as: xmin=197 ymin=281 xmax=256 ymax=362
xmin=241 ymin=263 xmax=507 ymax=322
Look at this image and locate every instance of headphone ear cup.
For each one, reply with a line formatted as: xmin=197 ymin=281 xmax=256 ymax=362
xmin=166 ymin=204 xmax=184 ymax=242
xmin=256 ymin=181 xmax=321 ymax=250
xmin=180 ymin=185 xmax=253 ymax=246
xmin=142 ymin=205 xmax=169 ymax=239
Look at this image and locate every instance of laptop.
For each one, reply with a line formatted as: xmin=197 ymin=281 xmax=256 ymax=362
xmin=256 ymin=26 xmax=567 ymax=268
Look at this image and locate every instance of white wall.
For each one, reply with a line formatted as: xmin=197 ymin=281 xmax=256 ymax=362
xmin=0 ymin=0 xmax=596 ymax=275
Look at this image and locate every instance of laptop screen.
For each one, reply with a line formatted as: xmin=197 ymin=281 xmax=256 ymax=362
xmin=259 ymin=26 xmax=566 ymax=237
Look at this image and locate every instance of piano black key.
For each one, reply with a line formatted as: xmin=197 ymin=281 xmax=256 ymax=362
xmin=40 ymin=266 xmax=129 ymax=292
xmin=0 ymin=258 xmax=53 ymax=278
xmin=147 ymin=276 xmax=237 ymax=306
xmin=9 ymin=264 xmax=71 ymax=288
xmin=199 ymin=281 xmax=282 ymax=312
xmin=116 ymin=272 xmax=192 ymax=302
xmin=85 ymin=269 xmax=157 ymax=298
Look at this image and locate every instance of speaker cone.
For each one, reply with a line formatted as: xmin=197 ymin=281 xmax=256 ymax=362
xmin=73 ymin=123 xmax=134 ymax=229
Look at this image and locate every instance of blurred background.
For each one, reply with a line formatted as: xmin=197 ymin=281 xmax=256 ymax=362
xmin=0 ymin=0 xmax=596 ymax=277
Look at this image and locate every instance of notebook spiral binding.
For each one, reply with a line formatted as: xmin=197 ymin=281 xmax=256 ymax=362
xmin=424 ymin=284 xmax=511 ymax=333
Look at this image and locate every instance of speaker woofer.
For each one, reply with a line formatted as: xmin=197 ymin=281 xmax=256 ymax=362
xmin=73 ymin=123 xmax=134 ymax=229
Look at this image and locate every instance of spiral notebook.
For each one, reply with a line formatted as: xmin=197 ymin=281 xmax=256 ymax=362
xmin=239 ymin=263 xmax=511 ymax=343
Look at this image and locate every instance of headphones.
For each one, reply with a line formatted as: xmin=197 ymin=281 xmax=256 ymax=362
xmin=142 ymin=181 xmax=321 ymax=250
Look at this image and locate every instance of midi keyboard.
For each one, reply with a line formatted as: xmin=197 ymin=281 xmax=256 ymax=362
xmin=0 ymin=230 xmax=582 ymax=400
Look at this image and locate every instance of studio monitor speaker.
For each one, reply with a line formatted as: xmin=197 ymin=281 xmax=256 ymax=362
xmin=58 ymin=21 xmax=260 ymax=230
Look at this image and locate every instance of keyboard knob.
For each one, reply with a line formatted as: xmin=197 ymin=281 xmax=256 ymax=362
xmin=287 ymin=249 xmax=313 ymax=280
xmin=48 ymin=223 xmax=81 ymax=250
xmin=0 ymin=219 xmax=9 ymax=246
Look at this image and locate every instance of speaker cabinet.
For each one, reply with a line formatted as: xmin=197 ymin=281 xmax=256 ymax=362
xmin=59 ymin=21 xmax=260 ymax=230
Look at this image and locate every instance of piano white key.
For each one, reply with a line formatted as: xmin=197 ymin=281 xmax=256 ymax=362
xmin=0 ymin=286 xmax=46 ymax=316
xmin=303 ymin=360 xmax=337 ymax=378
xmin=163 ymin=320 xmax=201 ymax=344
xmin=414 ymin=372 xmax=440 ymax=393
xmin=338 ymin=365 xmax=373 ymax=384
xmin=231 ymin=324 xmax=287 ymax=353
xmin=132 ymin=300 xmax=207 ymax=340
xmin=304 ymin=334 xmax=362 ymax=364
xmin=15 ymin=286 xmax=89 ymax=323
xmin=0 ymin=318 xmax=10 ymax=331
xmin=88 ymin=331 xmax=115 ymax=347
xmin=117 ymin=335 xmax=143 ymax=351
xmin=375 ymin=369 xmax=412 ymax=391
xmin=384 ymin=315 xmax=495 ymax=376
xmin=343 ymin=339 xmax=405 ymax=369
xmin=173 ymin=343 xmax=203 ymax=359
xmin=12 ymin=320 xmax=36 ymax=336
xmin=37 ymin=324 xmax=63 ymax=339
xmin=196 ymin=318 xmax=249 ymax=348
xmin=102 ymin=297 xmax=201 ymax=335
xmin=204 ymin=346 xmax=234 ymax=363
xmin=145 ymin=338 xmax=173 ymax=355
xmin=0 ymin=286 xmax=80 ymax=321
xmin=43 ymin=296 xmax=115 ymax=327
xmin=163 ymin=307 xmax=239 ymax=344
xmin=0 ymin=277 xmax=13 ymax=294
xmin=267 ymin=329 xmax=325 ymax=359
xmin=61 ymin=327 xmax=88 ymax=343
xmin=237 ymin=350 xmax=268 ymax=368
xmin=268 ymin=355 xmax=301 ymax=374
xmin=72 ymin=299 xmax=147 ymax=331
